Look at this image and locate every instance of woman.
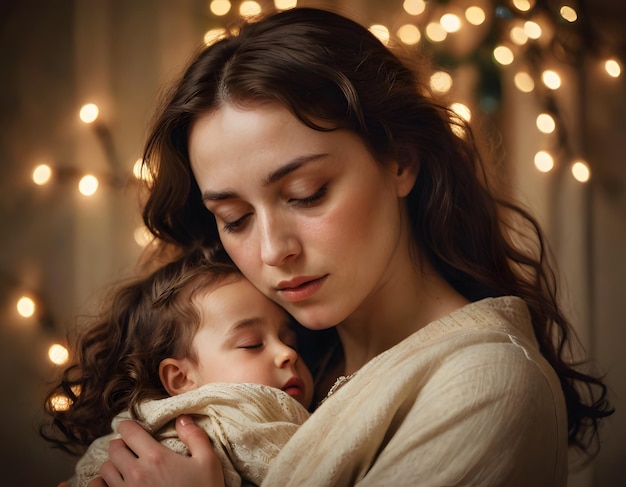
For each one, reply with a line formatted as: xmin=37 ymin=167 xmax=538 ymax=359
xmin=96 ymin=7 xmax=612 ymax=486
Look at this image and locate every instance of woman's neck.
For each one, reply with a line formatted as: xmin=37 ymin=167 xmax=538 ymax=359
xmin=337 ymin=258 xmax=469 ymax=375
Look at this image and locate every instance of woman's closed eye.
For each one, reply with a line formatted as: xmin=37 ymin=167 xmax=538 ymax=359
xmin=222 ymin=214 xmax=250 ymax=233
xmin=289 ymin=183 xmax=328 ymax=207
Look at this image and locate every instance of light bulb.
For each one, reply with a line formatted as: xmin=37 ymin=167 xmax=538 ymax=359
xmin=274 ymin=0 xmax=297 ymax=9
xmin=425 ymin=22 xmax=447 ymax=42
xmin=493 ymin=45 xmax=514 ymax=65
xmin=534 ymin=151 xmax=554 ymax=172
xmin=239 ymin=1 xmax=261 ymax=17
xmin=33 ymin=164 xmax=52 ymax=185
xmin=430 ymin=71 xmax=453 ymax=93
xmin=79 ymin=103 xmax=99 ymax=124
xmin=403 ymin=0 xmax=426 ymax=16
xmin=560 ymin=6 xmax=577 ymax=22
xmin=440 ymin=14 xmax=461 ymax=33
xmin=514 ymin=72 xmax=535 ymax=92
xmin=450 ymin=102 xmax=471 ymax=122
xmin=369 ymin=24 xmax=390 ymax=45
xmin=17 ymin=296 xmax=35 ymax=318
xmin=78 ymin=175 xmax=99 ymax=196
xmin=542 ymin=70 xmax=561 ymax=90
xmin=513 ymin=0 xmax=532 ymax=12
xmin=465 ymin=6 xmax=486 ymax=26
xmin=571 ymin=161 xmax=590 ymax=182
xmin=605 ymin=59 xmax=622 ymax=78
xmin=536 ymin=113 xmax=556 ymax=133
xmin=397 ymin=24 xmax=421 ymax=45
xmin=49 ymin=344 xmax=69 ymax=365
xmin=209 ymin=0 xmax=231 ymax=16
xmin=524 ymin=21 xmax=542 ymax=40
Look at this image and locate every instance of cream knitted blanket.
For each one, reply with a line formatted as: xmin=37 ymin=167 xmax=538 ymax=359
xmin=71 ymin=383 xmax=310 ymax=487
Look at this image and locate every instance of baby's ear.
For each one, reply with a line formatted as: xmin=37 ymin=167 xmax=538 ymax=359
xmin=159 ymin=358 xmax=197 ymax=396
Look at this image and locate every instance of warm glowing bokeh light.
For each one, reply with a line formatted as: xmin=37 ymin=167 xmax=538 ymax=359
xmin=605 ymin=59 xmax=622 ymax=78
xmin=48 ymin=344 xmax=69 ymax=365
xmin=510 ymin=26 xmax=528 ymax=45
xmin=79 ymin=103 xmax=99 ymax=124
xmin=512 ymin=0 xmax=533 ymax=12
xmin=450 ymin=102 xmax=471 ymax=122
xmin=572 ymin=161 xmax=590 ymax=182
xmin=397 ymin=24 xmax=421 ymax=45
xmin=403 ymin=0 xmax=426 ymax=16
xmin=204 ymin=28 xmax=226 ymax=46
xmin=440 ymin=14 xmax=461 ymax=33
xmin=132 ymin=158 xmax=153 ymax=183
xmin=493 ymin=45 xmax=514 ymax=65
xmin=523 ymin=21 xmax=542 ymax=40
xmin=465 ymin=6 xmax=485 ymax=26
xmin=17 ymin=296 xmax=35 ymax=318
xmin=78 ymin=175 xmax=99 ymax=196
xmin=534 ymin=151 xmax=554 ymax=172
xmin=514 ymin=71 xmax=535 ymax=92
xmin=536 ymin=113 xmax=556 ymax=134
xmin=369 ymin=24 xmax=390 ymax=44
xmin=50 ymin=394 xmax=72 ymax=412
xmin=274 ymin=0 xmax=297 ymax=9
xmin=430 ymin=71 xmax=453 ymax=93
xmin=542 ymin=70 xmax=562 ymax=90
xmin=209 ymin=0 xmax=231 ymax=16
xmin=134 ymin=225 xmax=154 ymax=247
xmin=239 ymin=1 xmax=261 ymax=17
xmin=425 ymin=22 xmax=447 ymax=42
xmin=33 ymin=164 xmax=52 ymax=185
xmin=560 ymin=6 xmax=577 ymax=23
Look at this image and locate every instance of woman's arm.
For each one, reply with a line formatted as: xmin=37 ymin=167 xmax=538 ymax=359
xmin=96 ymin=415 xmax=225 ymax=487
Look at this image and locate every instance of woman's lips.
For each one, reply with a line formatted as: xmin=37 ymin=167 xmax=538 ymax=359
xmin=276 ymin=275 xmax=328 ymax=303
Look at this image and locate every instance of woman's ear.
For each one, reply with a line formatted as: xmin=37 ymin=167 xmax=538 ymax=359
xmin=159 ymin=358 xmax=198 ymax=396
xmin=393 ymin=149 xmax=419 ymax=197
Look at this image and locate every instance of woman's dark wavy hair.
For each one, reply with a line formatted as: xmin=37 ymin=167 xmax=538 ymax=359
xmin=40 ymin=246 xmax=242 ymax=455
xmin=138 ymin=7 xmax=612 ymax=457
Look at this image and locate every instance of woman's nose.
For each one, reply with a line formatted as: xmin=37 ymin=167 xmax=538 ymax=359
xmin=258 ymin=212 xmax=301 ymax=266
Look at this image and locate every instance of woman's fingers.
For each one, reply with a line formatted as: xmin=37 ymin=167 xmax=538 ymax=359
xmin=96 ymin=417 xmax=225 ymax=487
xmin=176 ymin=415 xmax=224 ymax=482
xmin=86 ymin=475 xmax=109 ymax=487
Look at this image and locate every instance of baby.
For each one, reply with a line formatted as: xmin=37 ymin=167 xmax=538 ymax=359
xmin=41 ymin=247 xmax=313 ymax=486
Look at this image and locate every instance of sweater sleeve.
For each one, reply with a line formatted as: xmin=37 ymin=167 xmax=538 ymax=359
xmin=357 ymin=339 xmax=567 ymax=487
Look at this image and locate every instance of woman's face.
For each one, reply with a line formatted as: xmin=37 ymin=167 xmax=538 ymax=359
xmin=189 ymin=102 xmax=416 ymax=330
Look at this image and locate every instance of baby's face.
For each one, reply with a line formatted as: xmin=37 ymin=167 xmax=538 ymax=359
xmin=188 ymin=278 xmax=314 ymax=408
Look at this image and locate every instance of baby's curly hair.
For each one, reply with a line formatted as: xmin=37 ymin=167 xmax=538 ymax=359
xmin=40 ymin=246 xmax=240 ymax=455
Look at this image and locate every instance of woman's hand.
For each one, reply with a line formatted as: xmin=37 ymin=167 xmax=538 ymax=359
xmin=97 ymin=415 xmax=225 ymax=487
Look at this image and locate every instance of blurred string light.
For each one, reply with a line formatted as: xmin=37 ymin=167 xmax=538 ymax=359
xmin=17 ymin=296 xmax=36 ymax=318
xmin=48 ymin=344 xmax=69 ymax=365
xmin=534 ymin=151 xmax=555 ymax=172
xmin=403 ymin=0 xmax=426 ymax=16
xmin=209 ymin=0 xmax=231 ymax=16
xmin=369 ymin=24 xmax=390 ymax=45
xmin=397 ymin=24 xmax=421 ymax=45
xmin=465 ymin=6 xmax=486 ymax=26
xmin=33 ymin=164 xmax=52 ymax=185
xmin=536 ymin=113 xmax=556 ymax=134
xmin=274 ymin=0 xmax=297 ymax=9
xmin=239 ymin=0 xmax=261 ymax=18
xmin=572 ymin=160 xmax=591 ymax=182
